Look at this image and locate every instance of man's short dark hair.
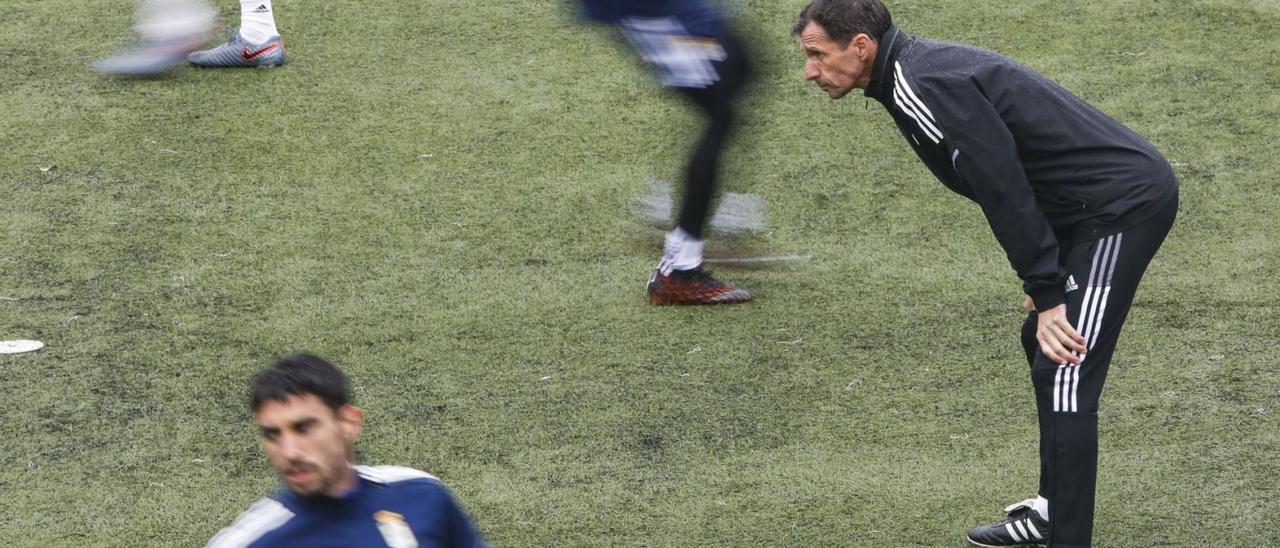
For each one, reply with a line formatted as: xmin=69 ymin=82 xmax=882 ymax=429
xmin=792 ymin=0 xmax=893 ymax=47
xmin=250 ymin=353 xmax=351 ymax=412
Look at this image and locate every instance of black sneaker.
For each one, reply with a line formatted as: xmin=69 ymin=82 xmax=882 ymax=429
xmin=966 ymin=499 xmax=1049 ymax=546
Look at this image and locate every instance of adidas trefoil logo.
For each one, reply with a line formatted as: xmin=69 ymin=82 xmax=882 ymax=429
xmin=1064 ymin=274 xmax=1079 ymax=293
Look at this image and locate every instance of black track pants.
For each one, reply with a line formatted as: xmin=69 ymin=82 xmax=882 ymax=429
xmin=1019 ymin=193 xmax=1177 ymax=547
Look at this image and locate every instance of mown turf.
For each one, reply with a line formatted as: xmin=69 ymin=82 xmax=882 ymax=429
xmin=1 ymin=0 xmax=1277 ymax=546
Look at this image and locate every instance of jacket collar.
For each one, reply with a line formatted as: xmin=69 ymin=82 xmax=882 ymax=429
xmin=865 ymin=25 xmax=908 ymax=104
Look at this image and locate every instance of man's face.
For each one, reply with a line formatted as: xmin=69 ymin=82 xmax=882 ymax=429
xmin=255 ymin=394 xmax=363 ymax=498
xmin=799 ymin=21 xmax=877 ymax=99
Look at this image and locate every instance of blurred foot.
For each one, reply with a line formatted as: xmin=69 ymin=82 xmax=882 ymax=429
xmin=188 ymin=28 xmax=284 ymax=68
xmin=93 ymin=36 xmax=205 ymax=77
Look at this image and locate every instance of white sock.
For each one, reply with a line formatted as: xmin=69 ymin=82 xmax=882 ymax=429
xmin=238 ymin=0 xmax=279 ymax=44
xmin=1032 ymin=496 xmax=1050 ymax=522
xmin=657 ymin=228 xmax=704 ymax=275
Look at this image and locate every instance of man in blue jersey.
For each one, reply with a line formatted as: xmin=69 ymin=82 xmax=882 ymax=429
xmin=207 ymin=354 xmax=484 ymax=547
xmin=581 ymin=0 xmax=754 ymax=305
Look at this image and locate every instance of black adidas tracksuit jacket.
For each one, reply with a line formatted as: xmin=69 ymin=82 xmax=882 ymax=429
xmin=864 ymin=26 xmax=1178 ymax=312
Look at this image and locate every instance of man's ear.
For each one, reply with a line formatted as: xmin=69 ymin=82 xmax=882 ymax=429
xmin=337 ymin=404 xmax=364 ymax=442
xmin=853 ymin=33 xmax=877 ymax=62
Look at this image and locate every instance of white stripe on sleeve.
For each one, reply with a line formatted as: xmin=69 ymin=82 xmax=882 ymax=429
xmin=893 ymin=62 xmax=944 ymax=142
xmin=206 ymin=498 xmax=294 ymax=548
xmin=893 ymin=85 xmax=941 ymax=144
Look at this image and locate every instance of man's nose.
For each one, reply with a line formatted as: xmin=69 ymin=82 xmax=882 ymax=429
xmin=804 ymin=59 xmax=820 ymax=80
xmin=278 ymin=434 xmax=302 ymax=460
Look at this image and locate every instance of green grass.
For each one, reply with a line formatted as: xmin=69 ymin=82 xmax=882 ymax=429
xmin=2 ymin=0 xmax=1278 ymax=545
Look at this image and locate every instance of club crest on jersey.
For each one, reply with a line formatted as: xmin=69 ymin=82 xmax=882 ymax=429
xmin=1064 ymin=275 xmax=1079 ymax=293
xmin=374 ymin=510 xmax=419 ymax=548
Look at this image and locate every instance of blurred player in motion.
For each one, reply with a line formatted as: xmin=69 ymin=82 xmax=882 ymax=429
xmin=206 ymin=354 xmax=484 ymax=547
xmin=581 ymin=0 xmax=754 ymax=305
xmin=94 ymin=0 xmax=284 ymax=76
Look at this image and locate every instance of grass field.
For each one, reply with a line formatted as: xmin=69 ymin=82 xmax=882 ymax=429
xmin=3 ymin=0 xmax=1279 ymax=545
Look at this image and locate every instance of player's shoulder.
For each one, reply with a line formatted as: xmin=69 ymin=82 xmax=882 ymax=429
xmin=355 ymin=464 xmax=443 ymax=486
xmin=904 ymin=36 xmax=1033 ymax=88
xmin=357 ymin=464 xmax=466 ymax=515
xmin=205 ymin=496 xmax=296 ymax=548
xmin=891 ymin=47 xmax=1001 ymax=110
xmin=906 ymin=35 xmax=999 ymax=63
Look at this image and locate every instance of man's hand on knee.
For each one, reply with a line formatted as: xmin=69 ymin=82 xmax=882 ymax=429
xmin=1035 ymin=303 xmax=1087 ymax=365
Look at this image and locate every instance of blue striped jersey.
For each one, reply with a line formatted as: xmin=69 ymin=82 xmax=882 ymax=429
xmin=207 ymin=465 xmax=484 ymax=548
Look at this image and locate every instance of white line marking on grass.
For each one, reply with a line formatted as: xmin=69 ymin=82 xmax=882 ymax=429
xmin=0 ymin=340 xmax=44 ymax=354
xmin=704 ymin=254 xmax=812 ymax=265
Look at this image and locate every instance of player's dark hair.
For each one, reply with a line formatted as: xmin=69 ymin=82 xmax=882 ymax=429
xmin=250 ymin=353 xmax=351 ymax=412
xmin=793 ymin=0 xmax=893 ymax=47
